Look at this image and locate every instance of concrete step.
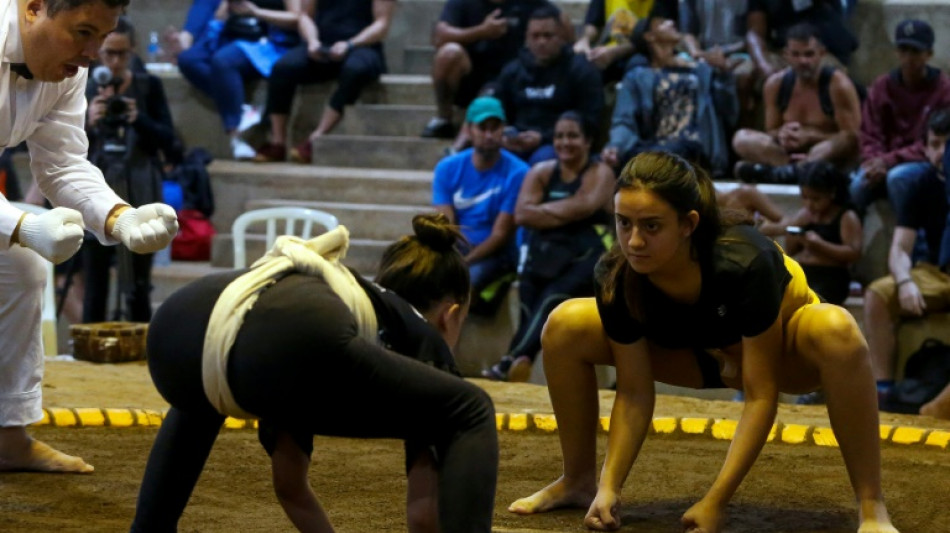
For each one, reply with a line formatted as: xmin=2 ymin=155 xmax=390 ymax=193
xmin=320 ymin=104 xmax=437 ymax=138
xmin=157 ymin=71 xmax=436 ymax=159
xmin=207 ymin=161 xmax=434 ymax=233
xmin=307 ymin=135 xmax=450 ymax=170
xmin=243 ymin=198 xmax=431 ymax=241
xmin=403 ymin=45 xmax=435 ymax=76
xmin=713 ymin=182 xmax=801 ymax=218
xmin=150 ymin=260 xmax=229 ymax=304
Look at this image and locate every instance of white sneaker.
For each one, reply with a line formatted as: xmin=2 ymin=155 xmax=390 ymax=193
xmin=238 ymin=104 xmax=261 ymax=133
xmin=231 ymin=137 xmax=257 ymax=160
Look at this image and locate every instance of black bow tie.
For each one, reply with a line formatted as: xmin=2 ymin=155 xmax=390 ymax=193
xmin=10 ymin=63 xmax=33 ymax=79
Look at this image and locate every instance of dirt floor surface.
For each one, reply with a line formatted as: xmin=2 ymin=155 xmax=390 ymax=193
xmin=1 ymin=360 xmax=946 ymax=532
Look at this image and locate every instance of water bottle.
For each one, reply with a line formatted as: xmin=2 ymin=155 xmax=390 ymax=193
xmin=147 ymin=31 xmax=162 ymax=64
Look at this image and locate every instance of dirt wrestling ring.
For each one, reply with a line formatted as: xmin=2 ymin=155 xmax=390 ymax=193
xmin=2 ymin=360 xmax=948 ymax=532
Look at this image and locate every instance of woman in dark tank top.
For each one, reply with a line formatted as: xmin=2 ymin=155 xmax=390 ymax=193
xmin=782 ymin=161 xmax=862 ymax=305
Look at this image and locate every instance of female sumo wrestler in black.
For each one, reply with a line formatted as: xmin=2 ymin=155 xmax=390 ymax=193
xmin=131 ymin=213 xmax=498 ymax=533
xmin=509 ymin=152 xmax=899 ymax=533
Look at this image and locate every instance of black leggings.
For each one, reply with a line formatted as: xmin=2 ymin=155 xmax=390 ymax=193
xmin=509 ymin=251 xmax=598 ymax=361
xmin=131 ymin=272 xmax=498 ymax=533
xmin=265 ymin=44 xmax=385 ymax=115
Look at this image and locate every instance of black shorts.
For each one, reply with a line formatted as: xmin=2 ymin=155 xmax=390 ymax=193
xmin=455 ymin=64 xmax=495 ymax=108
xmin=694 ymin=348 xmax=727 ymax=389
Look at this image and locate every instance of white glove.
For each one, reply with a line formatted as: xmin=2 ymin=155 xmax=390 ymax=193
xmin=17 ymin=207 xmax=86 ymax=264
xmin=111 ymin=203 xmax=179 ymax=254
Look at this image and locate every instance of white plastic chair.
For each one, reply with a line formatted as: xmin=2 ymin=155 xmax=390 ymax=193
xmin=11 ymin=202 xmax=58 ymax=356
xmin=231 ymin=206 xmax=340 ymax=268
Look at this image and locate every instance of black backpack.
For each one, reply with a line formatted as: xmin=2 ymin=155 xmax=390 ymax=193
xmin=776 ymin=65 xmax=837 ymax=118
xmin=880 ymin=338 xmax=950 ymax=414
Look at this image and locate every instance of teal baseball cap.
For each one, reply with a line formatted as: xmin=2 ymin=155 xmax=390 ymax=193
xmin=465 ymin=96 xmax=506 ymax=124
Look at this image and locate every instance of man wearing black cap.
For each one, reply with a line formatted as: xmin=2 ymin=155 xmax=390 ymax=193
xmin=851 ymin=19 xmax=950 ymax=214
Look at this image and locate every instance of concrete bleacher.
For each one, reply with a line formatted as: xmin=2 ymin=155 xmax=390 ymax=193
xmin=18 ymin=0 xmax=948 ymax=378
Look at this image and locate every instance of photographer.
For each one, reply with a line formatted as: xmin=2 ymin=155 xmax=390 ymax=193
xmin=83 ymin=16 xmax=178 ymax=323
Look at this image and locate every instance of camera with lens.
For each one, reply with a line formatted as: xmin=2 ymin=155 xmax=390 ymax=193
xmin=91 ymin=66 xmax=130 ymax=156
xmin=92 ymin=66 xmax=129 ymax=129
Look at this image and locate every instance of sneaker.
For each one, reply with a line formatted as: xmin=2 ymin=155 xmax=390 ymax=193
xmin=253 ymin=142 xmax=286 ymax=163
xmin=734 ymin=162 xmax=798 ymax=185
xmin=237 ymin=104 xmax=261 ymax=133
xmin=507 ymin=355 xmax=533 ymax=383
xmin=795 ymin=390 xmax=826 ymax=405
xmin=289 ymin=139 xmax=313 ymax=164
xmin=230 ymin=137 xmax=257 ymax=160
xmin=421 ymin=118 xmax=456 ymax=139
xmin=734 ymin=162 xmax=773 ymax=184
xmin=482 ymin=355 xmax=515 ymax=381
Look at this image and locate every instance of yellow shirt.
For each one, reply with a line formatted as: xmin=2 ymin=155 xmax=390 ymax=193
xmin=603 ymin=0 xmax=654 ymax=46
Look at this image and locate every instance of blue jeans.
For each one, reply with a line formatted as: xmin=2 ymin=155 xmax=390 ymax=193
xmin=940 ymin=141 xmax=950 ymax=267
xmin=849 ymin=161 xmax=931 ymax=214
xmin=511 ymin=144 xmax=556 ymax=167
xmin=469 ymin=253 xmax=515 ymax=294
xmin=178 ymin=40 xmax=261 ymax=132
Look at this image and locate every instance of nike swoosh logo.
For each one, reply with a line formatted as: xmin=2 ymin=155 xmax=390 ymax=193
xmin=453 ymin=187 xmax=502 ymax=210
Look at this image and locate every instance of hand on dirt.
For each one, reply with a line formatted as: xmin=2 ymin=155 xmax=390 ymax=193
xmin=681 ymin=498 xmax=725 ymax=533
xmin=584 ymin=489 xmax=621 ymax=530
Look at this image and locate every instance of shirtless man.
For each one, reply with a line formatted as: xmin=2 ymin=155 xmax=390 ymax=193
xmin=731 ymin=22 xmax=861 ymax=184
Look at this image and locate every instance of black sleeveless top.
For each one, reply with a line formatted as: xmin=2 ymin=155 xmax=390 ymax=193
xmin=534 ymin=161 xmax=610 ymax=245
xmin=801 ymin=208 xmax=845 ymax=245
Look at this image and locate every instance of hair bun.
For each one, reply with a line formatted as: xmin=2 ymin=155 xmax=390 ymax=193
xmin=412 ymin=213 xmax=462 ymax=253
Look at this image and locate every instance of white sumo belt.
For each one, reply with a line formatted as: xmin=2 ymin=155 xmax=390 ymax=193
xmin=201 ymin=226 xmax=377 ymax=419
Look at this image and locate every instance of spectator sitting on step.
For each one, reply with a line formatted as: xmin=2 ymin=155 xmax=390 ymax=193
xmin=176 ymin=0 xmax=302 ymax=161
xmin=600 ymin=16 xmax=738 ymax=178
xmin=493 ymin=5 xmax=604 ymax=166
xmin=849 ymin=19 xmax=950 ymax=216
xmin=432 ymin=96 xmax=528 ymax=307
xmin=651 ymin=0 xmax=756 ymax=127
xmin=254 ymin=0 xmax=396 ymax=163
xmin=716 ymin=183 xmax=785 ymax=237
xmin=482 ymin=111 xmax=614 ymax=382
xmin=744 ymin=0 xmax=857 ymax=79
xmin=862 ymin=107 xmax=950 ymax=409
xmin=732 ymin=23 xmax=861 ymax=185
xmin=420 ymin=0 xmax=574 ymax=151
xmin=782 ymin=161 xmax=861 ymax=306
xmin=573 ymin=0 xmax=648 ymax=84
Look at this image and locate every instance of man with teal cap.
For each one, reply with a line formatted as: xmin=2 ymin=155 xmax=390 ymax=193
xmin=433 ymin=96 xmax=529 ymax=305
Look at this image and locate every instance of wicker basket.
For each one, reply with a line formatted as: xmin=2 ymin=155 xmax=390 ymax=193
xmin=70 ymin=322 xmax=148 ymax=363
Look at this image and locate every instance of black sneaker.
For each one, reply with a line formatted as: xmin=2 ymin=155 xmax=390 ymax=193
xmin=795 ymin=390 xmax=826 ymax=405
xmin=421 ymin=118 xmax=456 ymax=139
xmin=482 ymin=355 xmax=515 ymax=381
xmin=735 ymin=162 xmax=774 ymax=183
xmin=735 ymin=162 xmax=799 ymax=185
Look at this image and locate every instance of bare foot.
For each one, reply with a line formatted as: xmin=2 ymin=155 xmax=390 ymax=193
xmin=857 ymin=520 xmax=899 ymax=533
xmin=0 ymin=430 xmax=94 ymax=473
xmin=857 ymin=500 xmax=898 ymax=533
xmin=508 ymin=476 xmax=596 ymax=515
xmin=919 ymin=399 xmax=950 ymax=420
